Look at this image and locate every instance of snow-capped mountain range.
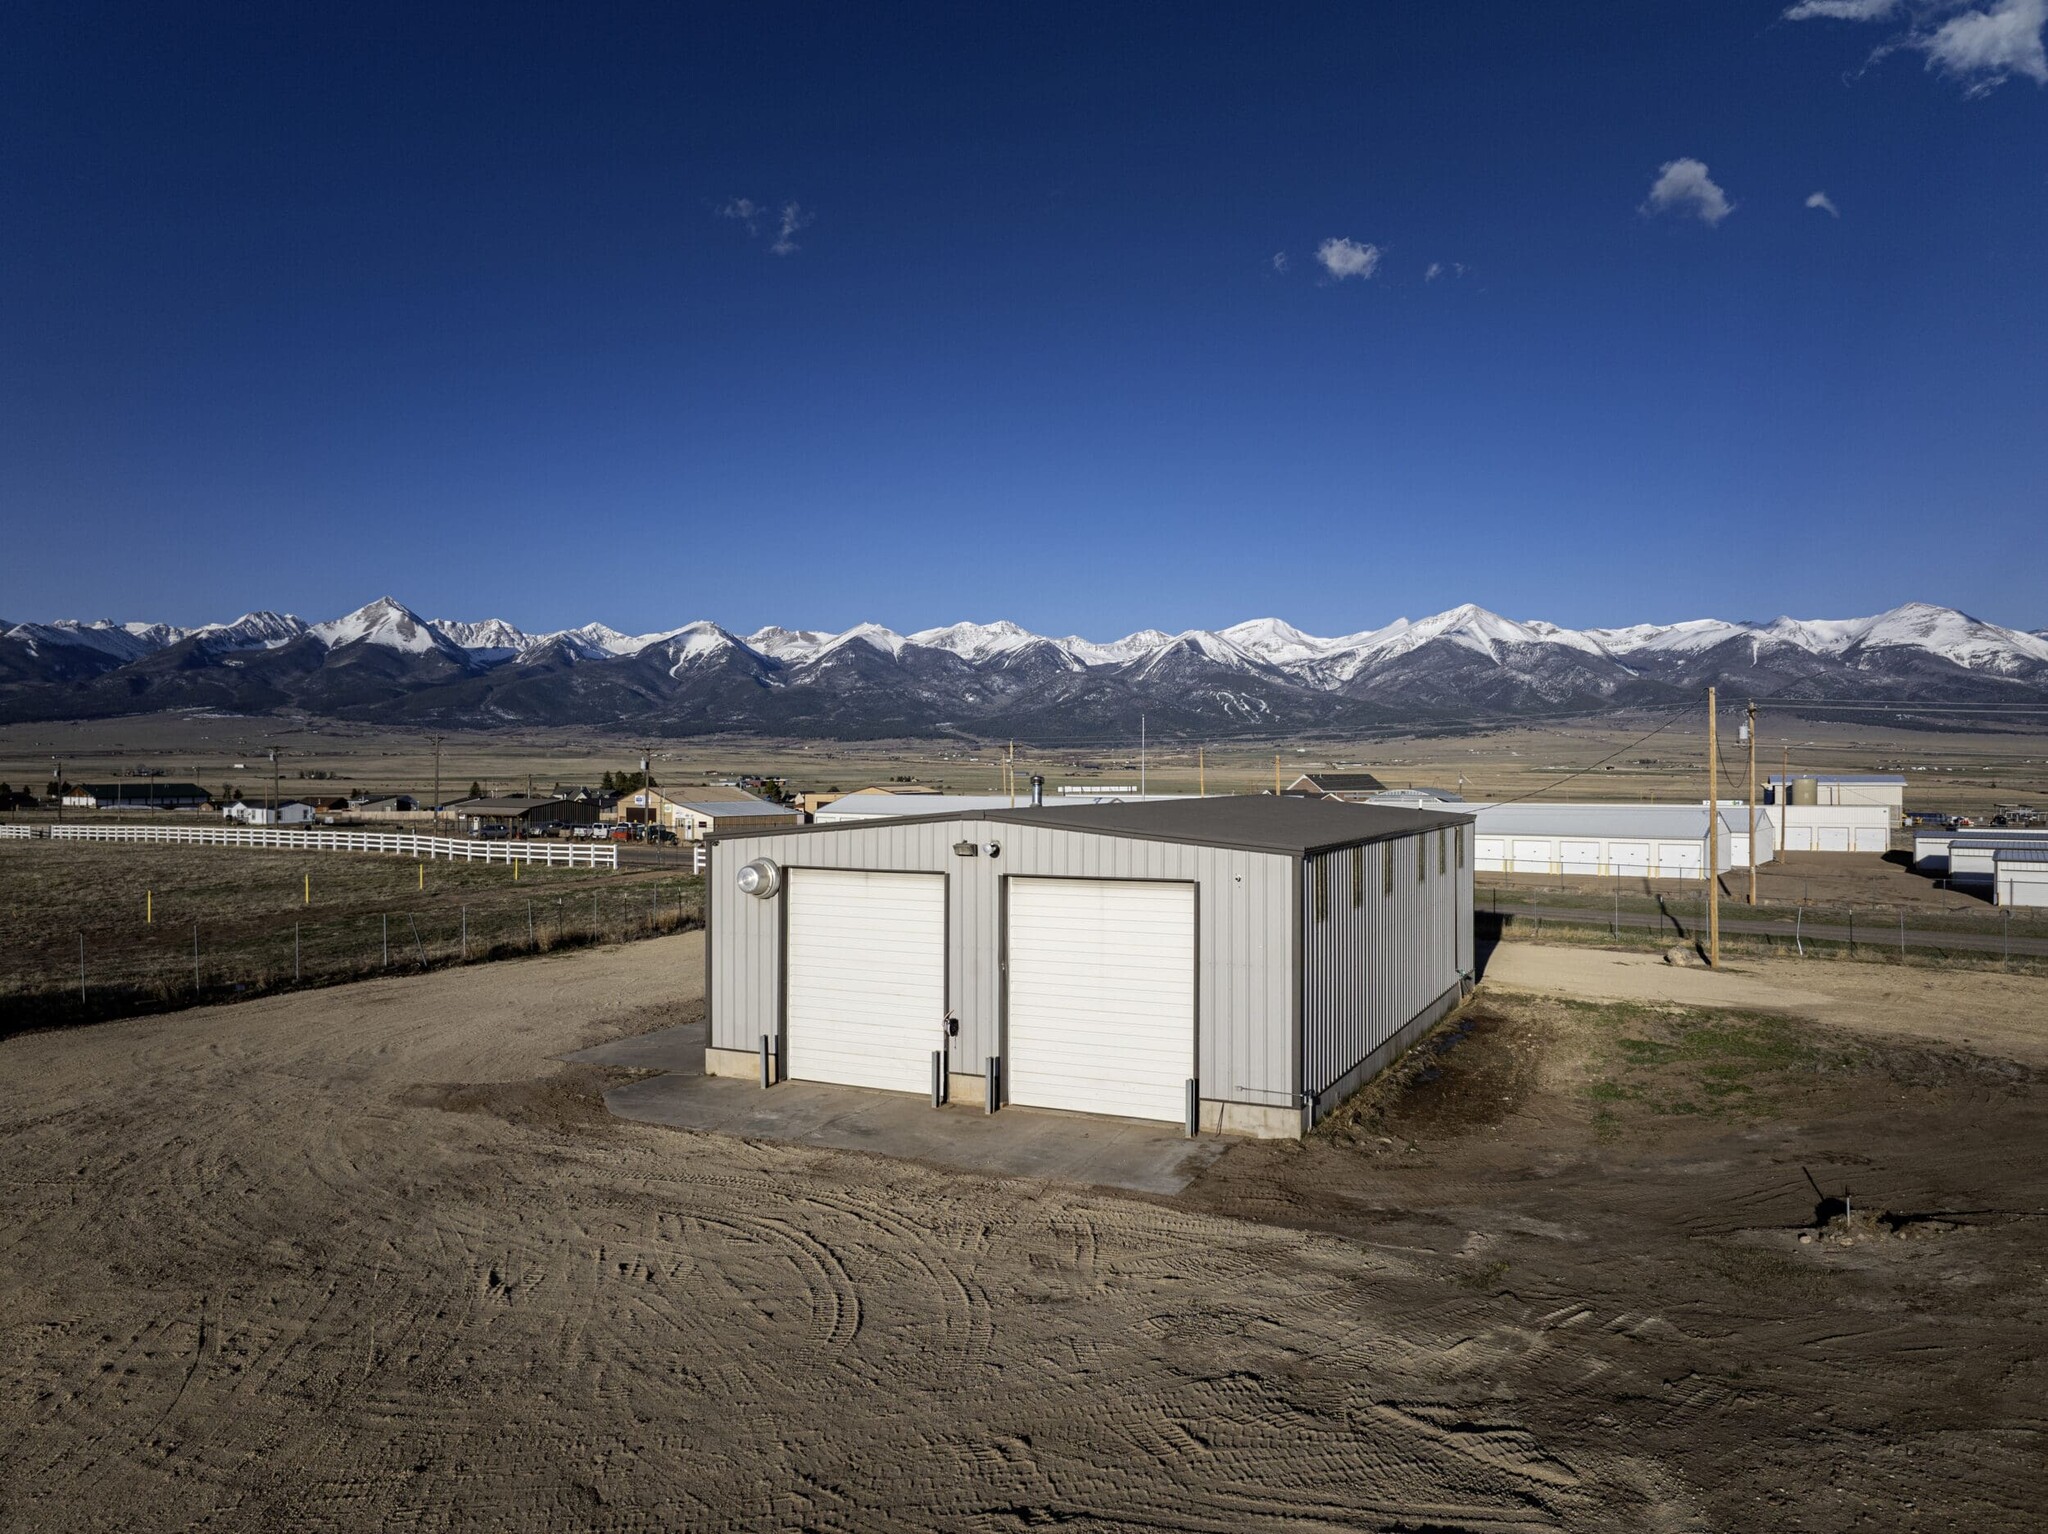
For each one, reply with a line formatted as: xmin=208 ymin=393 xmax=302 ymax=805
xmin=2 ymin=596 xmax=2043 ymax=738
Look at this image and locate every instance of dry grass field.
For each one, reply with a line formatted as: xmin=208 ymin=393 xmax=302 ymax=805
xmin=4 ymin=712 xmax=2045 ymax=822
xmin=1 ymin=932 xmax=2043 ymax=1530
xmin=0 ymin=840 xmax=701 ymax=1035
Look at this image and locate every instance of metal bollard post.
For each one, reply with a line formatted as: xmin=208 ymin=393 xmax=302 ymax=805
xmin=760 ymin=1033 xmax=772 ymax=1088
xmin=932 ymin=1050 xmax=945 ymax=1108
xmin=1185 ymin=1078 xmax=1199 ymax=1139
xmin=985 ymin=1056 xmax=999 ymax=1114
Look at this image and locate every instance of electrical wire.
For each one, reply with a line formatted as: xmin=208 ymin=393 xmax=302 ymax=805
xmin=1484 ymin=698 xmax=1701 ymax=806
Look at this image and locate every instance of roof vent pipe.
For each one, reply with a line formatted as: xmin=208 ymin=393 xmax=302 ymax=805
xmin=1029 ymin=774 xmax=1044 ymax=808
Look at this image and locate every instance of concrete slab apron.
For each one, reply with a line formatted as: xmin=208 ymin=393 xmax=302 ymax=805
xmin=562 ymin=1024 xmax=1230 ymax=1196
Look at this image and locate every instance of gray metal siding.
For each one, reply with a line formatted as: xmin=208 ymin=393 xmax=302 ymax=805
xmin=709 ymin=817 xmax=1297 ymax=1109
xmin=1300 ymin=824 xmax=1472 ymax=1103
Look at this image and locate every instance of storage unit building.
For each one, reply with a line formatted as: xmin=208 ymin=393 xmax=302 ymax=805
xmin=1994 ymin=849 xmax=2048 ymax=908
xmin=1767 ymin=774 xmax=1907 ymax=827
xmin=1763 ymin=803 xmax=1893 ymax=854
xmin=1946 ymin=835 xmax=2048 ymax=888
xmin=1913 ymin=826 xmax=2048 ymax=875
xmin=707 ymin=796 xmax=1475 ymax=1138
xmin=1466 ymin=803 xmax=1772 ymax=879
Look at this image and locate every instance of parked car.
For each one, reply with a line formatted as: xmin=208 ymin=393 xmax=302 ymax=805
xmin=609 ymin=824 xmax=635 ymax=841
xmin=645 ymin=826 xmax=678 ymax=845
xmin=472 ymin=823 xmax=511 ymax=840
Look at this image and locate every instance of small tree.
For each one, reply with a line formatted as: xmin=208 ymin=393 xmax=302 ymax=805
xmin=469 ymin=780 xmax=484 ymax=800
xmin=601 ymin=770 xmax=616 ymax=791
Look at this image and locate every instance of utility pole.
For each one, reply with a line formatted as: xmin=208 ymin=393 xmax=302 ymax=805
xmin=267 ymin=745 xmax=282 ymax=825
xmin=429 ymin=735 xmax=443 ymax=832
xmin=1746 ymin=701 xmax=1759 ymax=906
xmin=1706 ymin=688 xmax=1720 ymax=968
xmin=52 ymin=757 xmax=62 ymax=824
xmin=1139 ymin=716 xmax=1146 ymax=797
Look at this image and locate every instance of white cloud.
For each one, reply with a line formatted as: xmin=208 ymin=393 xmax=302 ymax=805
xmin=1805 ymin=190 xmax=1842 ymax=216
xmin=1922 ymin=0 xmax=2048 ymax=89
xmin=1316 ymin=237 xmax=1383 ymax=280
xmin=1785 ymin=0 xmax=2047 ymax=94
xmin=719 ymin=197 xmax=763 ymax=235
xmin=1641 ymin=158 xmax=1734 ymax=225
xmin=1784 ymin=0 xmax=1901 ymax=18
xmin=770 ymin=201 xmax=812 ymax=256
xmin=1425 ymin=261 xmax=1467 ymax=281
xmin=1271 ymin=251 xmax=1289 ymax=273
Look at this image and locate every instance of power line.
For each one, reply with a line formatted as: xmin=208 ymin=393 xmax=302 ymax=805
xmin=1487 ymin=699 xmax=1701 ymax=806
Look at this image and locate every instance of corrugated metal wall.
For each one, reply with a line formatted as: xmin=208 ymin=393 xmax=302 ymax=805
xmin=709 ymin=816 xmax=1299 ymax=1110
xmin=1300 ymin=823 xmax=1472 ymax=1103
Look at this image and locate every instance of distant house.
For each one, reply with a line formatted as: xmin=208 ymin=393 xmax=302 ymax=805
xmin=1285 ymin=772 xmax=1388 ymax=803
xmin=62 ymin=781 xmax=213 ymax=810
xmin=458 ymin=796 xmax=598 ymax=833
xmin=350 ymin=794 xmax=422 ymax=814
xmin=614 ymin=784 xmax=802 ymax=839
xmin=224 ymin=800 xmax=316 ymax=826
xmin=796 ymin=783 xmax=939 ymax=818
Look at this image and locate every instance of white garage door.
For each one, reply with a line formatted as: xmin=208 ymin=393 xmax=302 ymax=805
xmin=1785 ymin=825 xmax=1814 ymax=852
xmin=1510 ymin=838 xmax=1554 ymax=873
xmin=1817 ymin=825 xmax=1851 ymax=852
xmin=1559 ymin=839 xmax=1602 ymax=873
xmin=1006 ymin=878 xmax=1194 ymax=1123
xmin=1657 ymin=842 xmax=1703 ymax=877
xmin=785 ymin=869 xmax=945 ymax=1094
xmin=1854 ymin=826 xmax=1889 ymax=854
xmin=1609 ymin=841 xmax=1650 ymax=876
xmin=1474 ymin=837 xmax=1506 ymax=870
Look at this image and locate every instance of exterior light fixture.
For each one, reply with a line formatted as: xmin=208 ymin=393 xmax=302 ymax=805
xmin=736 ymin=859 xmax=782 ymax=897
xmin=953 ymin=840 xmax=979 ymax=857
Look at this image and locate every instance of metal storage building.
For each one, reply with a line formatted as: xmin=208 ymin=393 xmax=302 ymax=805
xmin=1994 ymin=848 xmax=2048 ymax=908
xmin=1912 ymin=826 xmax=2048 ymax=875
xmin=1944 ymin=834 xmax=2048 ymax=888
xmin=706 ymin=795 xmax=1474 ymax=1138
xmin=1465 ymin=803 xmax=1772 ymax=879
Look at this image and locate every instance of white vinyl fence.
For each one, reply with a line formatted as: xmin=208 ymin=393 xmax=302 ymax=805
xmin=47 ymin=823 xmax=618 ymax=868
xmin=0 ymin=825 xmax=33 ymax=840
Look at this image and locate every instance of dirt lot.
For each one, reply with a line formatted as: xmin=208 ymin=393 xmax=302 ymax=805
xmin=3 ymin=936 xmax=2044 ymax=1530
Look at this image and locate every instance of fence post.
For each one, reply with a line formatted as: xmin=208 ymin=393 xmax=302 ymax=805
xmin=1795 ymin=907 xmax=1803 ymax=958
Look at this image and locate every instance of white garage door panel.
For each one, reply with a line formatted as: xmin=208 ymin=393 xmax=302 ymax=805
xmin=1007 ymin=878 xmax=1193 ymax=1122
xmin=1609 ymin=842 xmax=1650 ymax=875
xmin=1818 ymin=825 xmax=1851 ymax=852
xmin=1658 ymin=842 xmax=1702 ymax=876
xmin=1559 ymin=839 xmax=1602 ymax=873
xmin=786 ymin=869 xmax=945 ymax=1094
xmin=1854 ymin=827 xmax=1889 ymax=853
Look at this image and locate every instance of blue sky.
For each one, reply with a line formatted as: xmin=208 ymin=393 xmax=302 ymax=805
xmin=2 ymin=1 xmax=2044 ymax=638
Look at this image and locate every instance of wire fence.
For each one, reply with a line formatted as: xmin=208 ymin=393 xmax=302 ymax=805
xmin=2 ymin=878 xmax=703 ymax=1038
xmin=1476 ymin=882 xmax=2048 ymax=965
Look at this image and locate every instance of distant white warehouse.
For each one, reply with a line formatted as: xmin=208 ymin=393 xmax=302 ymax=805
xmin=1767 ymin=774 xmax=1907 ymax=828
xmin=1468 ymin=803 xmax=1773 ymax=879
xmin=1912 ymin=827 xmax=2048 ymax=876
xmin=1995 ymin=848 xmax=2048 ymax=909
xmin=708 ymin=796 xmax=1474 ymax=1138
